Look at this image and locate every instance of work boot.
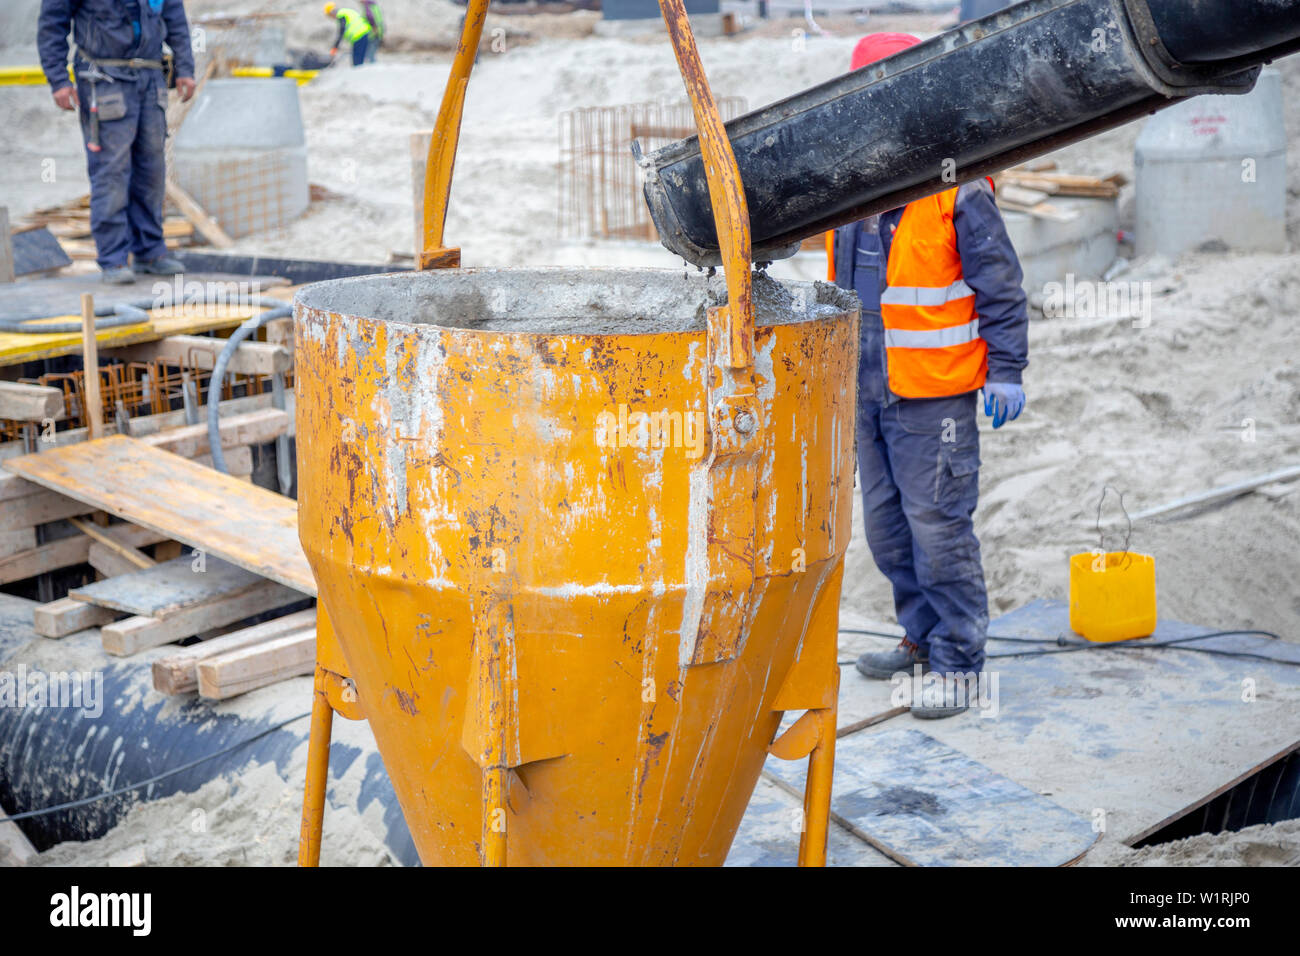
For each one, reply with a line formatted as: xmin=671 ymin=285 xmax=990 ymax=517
xmin=855 ymin=639 xmax=929 ymax=680
xmin=911 ymin=675 xmax=972 ymax=720
xmin=134 ymin=255 xmax=184 ymax=275
xmin=101 ymin=265 xmax=136 ymax=285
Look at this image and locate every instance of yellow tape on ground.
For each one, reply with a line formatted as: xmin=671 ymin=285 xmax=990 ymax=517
xmin=230 ymin=67 xmax=318 ymax=86
xmin=0 ymin=66 xmax=57 ymax=86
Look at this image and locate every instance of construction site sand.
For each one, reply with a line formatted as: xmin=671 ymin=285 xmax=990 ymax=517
xmin=31 ymin=760 xmax=397 ymax=867
xmin=2 ymin=9 xmax=1299 ymax=867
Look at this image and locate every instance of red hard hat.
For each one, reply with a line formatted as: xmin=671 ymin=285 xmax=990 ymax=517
xmin=851 ymin=33 xmax=921 ymax=71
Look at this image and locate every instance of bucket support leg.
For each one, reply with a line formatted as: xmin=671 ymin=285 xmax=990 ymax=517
xmin=298 ymin=663 xmax=334 ymax=867
xmin=797 ymin=673 xmax=839 ymax=867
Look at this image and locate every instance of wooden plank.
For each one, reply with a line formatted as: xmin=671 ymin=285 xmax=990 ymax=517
xmin=71 ymin=554 xmax=267 ymax=618
xmin=0 ymin=207 xmax=13 ymax=284
xmin=0 ymin=487 xmax=98 ymax=526
xmin=136 ymin=407 xmax=288 ymax=459
xmin=764 ymin=728 xmax=1098 ymax=866
xmin=997 ymin=199 xmax=1079 ymax=222
xmin=153 ymin=608 xmax=316 ymax=694
xmin=101 ymin=579 xmax=303 ymax=656
xmin=196 ymin=629 xmax=316 ymax=700
xmin=33 ymin=596 xmax=119 ymax=638
xmin=88 ymin=541 xmax=150 ymax=578
xmin=0 ymin=302 xmax=260 ymax=369
xmin=69 ymin=516 xmax=155 ymax=570
xmin=0 ymin=382 xmax=63 ymax=422
xmin=114 ymin=334 xmax=292 ymax=376
xmin=0 ymin=403 xmax=284 ymax=502
xmin=164 ymin=179 xmax=233 ymax=248
xmin=0 ymin=523 xmax=169 ymax=585
xmin=193 ymin=444 xmax=253 ymax=477
xmin=0 ymin=390 xmax=286 ymax=464
xmin=264 ymin=316 xmax=293 ymax=350
xmin=80 ymin=293 xmax=103 ymax=438
xmin=5 ymin=436 xmax=315 ymax=594
xmin=998 ymin=183 xmax=1052 ymax=206
xmin=0 ymin=445 xmax=253 ymax=525
xmin=0 ymin=528 xmax=36 ymax=559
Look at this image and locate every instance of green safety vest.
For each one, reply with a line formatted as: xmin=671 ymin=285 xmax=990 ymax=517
xmin=337 ymin=8 xmax=373 ymax=43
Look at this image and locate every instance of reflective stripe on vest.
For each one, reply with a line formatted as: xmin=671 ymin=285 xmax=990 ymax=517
xmin=880 ymin=279 xmax=974 ymax=308
xmin=884 ymin=319 xmax=980 ymax=349
xmin=881 ymin=187 xmax=988 ymax=398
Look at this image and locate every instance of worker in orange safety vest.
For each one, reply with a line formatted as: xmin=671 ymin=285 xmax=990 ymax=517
xmin=829 ymin=33 xmax=1029 ymax=718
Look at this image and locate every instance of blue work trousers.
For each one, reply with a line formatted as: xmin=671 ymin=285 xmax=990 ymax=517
xmin=77 ymin=69 xmax=170 ymax=270
xmin=856 ymin=381 xmax=990 ymax=674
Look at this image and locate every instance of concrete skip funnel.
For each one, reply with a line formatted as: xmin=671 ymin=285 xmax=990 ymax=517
xmin=293 ymin=267 xmax=859 ymax=865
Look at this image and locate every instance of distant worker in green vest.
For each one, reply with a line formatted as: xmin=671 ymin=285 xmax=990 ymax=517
xmin=324 ymin=3 xmax=373 ymax=67
xmin=359 ymin=0 xmax=385 ymax=63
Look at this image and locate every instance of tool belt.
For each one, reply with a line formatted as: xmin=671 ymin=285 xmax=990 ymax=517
xmin=73 ymin=48 xmax=175 ymax=152
xmin=77 ymin=49 xmax=165 ymax=71
xmin=76 ymin=46 xmax=176 ymax=90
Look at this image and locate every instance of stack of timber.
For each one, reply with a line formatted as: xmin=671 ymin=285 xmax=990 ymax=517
xmin=6 ymin=431 xmax=319 ymax=701
xmin=0 ymin=404 xmax=288 ymax=589
xmin=16 ymin=195 xmax=196 ymax=262
xmin=152 ymin=608 xmax=316 ymax=699
xmin=60 ymin=553 xmax=306 ymax=657
xmin=994 ymin=162 xmax=1127 ymax=221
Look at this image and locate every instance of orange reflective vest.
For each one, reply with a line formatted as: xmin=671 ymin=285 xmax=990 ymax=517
xmin=882 ymin=188 xmax=987 ymax=398
xmin=826 ymin=186 xmax=989 ymax=399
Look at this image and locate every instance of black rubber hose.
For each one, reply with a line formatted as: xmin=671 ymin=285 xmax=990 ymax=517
xmin=0 ymin=299 xmax=151 ymax=334
xmin=206 ymin=302 xmax=292 ymax=474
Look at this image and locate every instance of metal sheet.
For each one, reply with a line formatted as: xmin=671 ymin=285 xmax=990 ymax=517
xmin=833 ymin=600 xmax=1300 ymax=849
xmin=765 ymin=727 xmax=1098 ymax=866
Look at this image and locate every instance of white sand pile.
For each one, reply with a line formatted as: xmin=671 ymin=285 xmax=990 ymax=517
xmin=1080 ymin=818 xmax=1300 ymax=867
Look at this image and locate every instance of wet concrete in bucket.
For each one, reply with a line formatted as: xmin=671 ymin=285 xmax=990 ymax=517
xmin=296 ymin=267 xmax=859 ymax=334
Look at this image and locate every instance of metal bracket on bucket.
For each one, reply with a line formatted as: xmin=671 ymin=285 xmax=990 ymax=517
xmin=417 ymin=0 xmax=491 ymax=271
xmin=659 ymin=0 xmax=837 ymax=866
xmin=657 ymin=0 xmax=764 ymax=668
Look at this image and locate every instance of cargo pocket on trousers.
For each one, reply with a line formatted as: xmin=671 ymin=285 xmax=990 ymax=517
xmin=935 ymin=445 xmax=981 ymax=507
xmin=96 ymin=90 xmax=128 ymax=122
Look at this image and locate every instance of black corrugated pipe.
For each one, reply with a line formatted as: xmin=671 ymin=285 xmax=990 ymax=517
xmin=0 ymin=611 xmax=418 ymax=864
xmin=640 ymin=0 xmax=1300 ymax=266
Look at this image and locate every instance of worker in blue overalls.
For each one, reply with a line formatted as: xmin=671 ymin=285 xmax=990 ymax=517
xmin=830 ymin=34 xmax=1029 ymax=718
xmin=38 ymin=0 xmax=197 ymax=284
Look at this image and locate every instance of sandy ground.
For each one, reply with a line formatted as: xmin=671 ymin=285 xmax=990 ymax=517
xmin=1080 ymin=818 xmax=1300 ymax=867
xmin=30 ymin=761 xmax=397 ymax=867
xmin=2 ymin=6 xmax=1298 ymax=867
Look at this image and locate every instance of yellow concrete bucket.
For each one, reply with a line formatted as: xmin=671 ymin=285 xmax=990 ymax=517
xmin=294 ymin=266 xmax=859 ymax=865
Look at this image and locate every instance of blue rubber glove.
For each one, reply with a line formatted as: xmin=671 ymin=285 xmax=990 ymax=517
xmin=983 ymin=382 xmax=1025 ymax=429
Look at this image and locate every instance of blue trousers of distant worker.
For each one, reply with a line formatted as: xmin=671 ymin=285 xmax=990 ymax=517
xmin=857 ymin=383 xmax=990 ymax=675
xmin=77 ymin=70 xmax=170 ymax=271
xmin=351 ymin=34 xmax=370 ymax=66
